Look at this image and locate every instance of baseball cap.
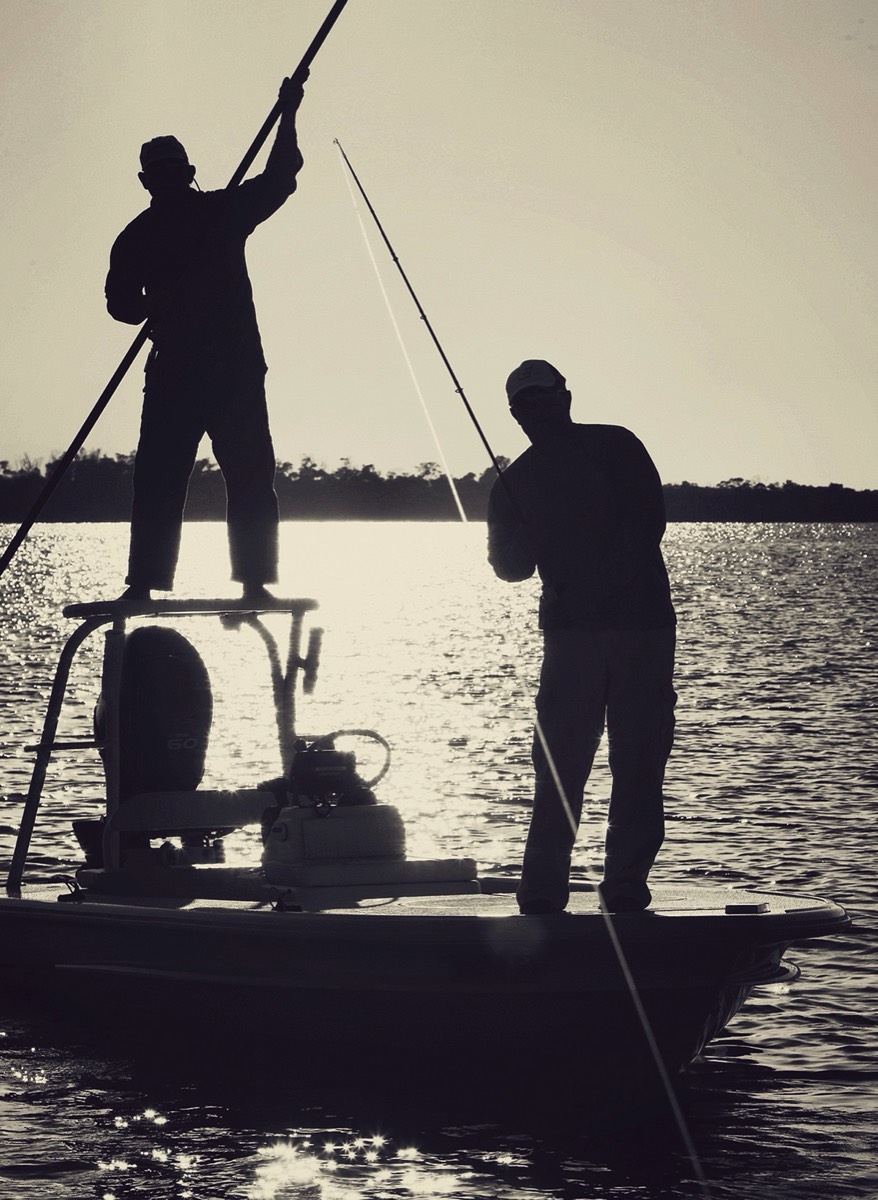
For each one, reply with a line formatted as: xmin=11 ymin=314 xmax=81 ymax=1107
xmin=139 ymin=136 xmax=190 ymax=170
xmin=505 ymin=360 xmax=566 ymax=404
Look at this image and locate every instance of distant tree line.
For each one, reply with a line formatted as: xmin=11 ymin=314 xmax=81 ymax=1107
xmin=1 ymin=453 xmax=877 ymax=523
xmin=662 ymin=478 xmax=878 ymax=522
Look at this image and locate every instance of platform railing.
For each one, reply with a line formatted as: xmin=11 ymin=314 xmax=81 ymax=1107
xmin=6 ymin=597 xmax=321 ymax=894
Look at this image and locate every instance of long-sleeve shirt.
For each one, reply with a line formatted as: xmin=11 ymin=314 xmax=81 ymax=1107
xmin=487 ymin=423 xmax=675 ymax=630
xmin=105 ymin=112 xmax=303 ymax=373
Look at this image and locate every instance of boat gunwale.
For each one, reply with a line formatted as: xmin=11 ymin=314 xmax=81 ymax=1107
xmin=0 ymin=882 xmax=851 ymax=945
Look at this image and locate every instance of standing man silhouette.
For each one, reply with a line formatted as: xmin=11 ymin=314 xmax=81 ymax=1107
xmin=105 ymin=74 xmax=308 ymax=602
xmin=488 ymin=360 xmax=677 ymax=914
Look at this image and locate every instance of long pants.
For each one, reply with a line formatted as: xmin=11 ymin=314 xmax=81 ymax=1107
xmin=516 ymin=626 xmax=676 ymax=912
xmin=126 ymin=357 xmax=279 ymax=590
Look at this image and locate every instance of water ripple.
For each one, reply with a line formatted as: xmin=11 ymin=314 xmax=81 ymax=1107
xmin=0 ymin=520 xmax=876 ymax=1198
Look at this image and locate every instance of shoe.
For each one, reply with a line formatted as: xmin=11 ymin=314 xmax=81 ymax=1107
xmin=242 ymin=583 xmax=274 ymax=602
xmin=598 ymin=883 xmax=652 ymax=913
xmin=600 ymin=896 xmax=649 ymax=913
xmin=118 ymin=584 xmax=152 ymax=603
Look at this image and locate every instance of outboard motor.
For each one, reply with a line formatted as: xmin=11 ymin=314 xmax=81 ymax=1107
xmin=95 ymin=625 xmax=213 ymax=801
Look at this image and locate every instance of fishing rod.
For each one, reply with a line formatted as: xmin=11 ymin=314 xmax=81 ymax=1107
xmin=0 ymin=0 xmax=351 ymax=583
xmin=334 ymin=139 xmax=519 ymax=511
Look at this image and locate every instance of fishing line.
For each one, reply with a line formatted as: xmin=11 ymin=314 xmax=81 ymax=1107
xmin=335 ymin=146 xmax=466 ymax=522
xmin=335 ymin=141 xmax=711 ymax=1197
xmin=334 ymin=139 xmax=527 ymax=523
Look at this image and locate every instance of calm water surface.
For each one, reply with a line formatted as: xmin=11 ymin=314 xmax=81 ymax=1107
xmin=0 ymin=521 xmax=875 ymax=1199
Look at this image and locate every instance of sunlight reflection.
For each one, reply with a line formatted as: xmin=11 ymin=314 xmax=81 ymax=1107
xmin=398 ymin=1167 xmax=460 ymax=1195
xmin=247 ymin=1140 xmax=327 ymax=1197
xmin=243 ymin=1133 xmax=433 ymax=1200
xmin=11 ymin=1067 xmax=48 ymax=1084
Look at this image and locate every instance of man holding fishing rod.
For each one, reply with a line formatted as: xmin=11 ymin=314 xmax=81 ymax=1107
xmin=488 ymin=360 xmax=677 ymax=915
xmin=105 ymin=72 xmax=308 ymax=602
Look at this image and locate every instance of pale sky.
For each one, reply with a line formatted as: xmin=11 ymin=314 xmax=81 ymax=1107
xmin=1 ymin=0 xmax=876 ymax=488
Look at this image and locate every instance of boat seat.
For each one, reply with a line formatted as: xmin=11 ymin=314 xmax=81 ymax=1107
xmin=262 ymin=802 xmax=407 ymax=865
xmin=261 ymin=853 xmax=482 ymax=909
xmin=260 ymin=805 xmax=480 ymax=904
xmin=280 ymin=877 xmax=482 ymax=910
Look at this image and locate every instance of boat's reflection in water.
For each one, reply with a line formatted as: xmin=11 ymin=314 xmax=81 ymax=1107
xmin=2 ymin=994 xmax=754 ymax=1200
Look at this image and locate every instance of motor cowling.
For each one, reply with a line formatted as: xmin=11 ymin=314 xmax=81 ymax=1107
xmin=95 ymin=625 xmax=213 ymax=801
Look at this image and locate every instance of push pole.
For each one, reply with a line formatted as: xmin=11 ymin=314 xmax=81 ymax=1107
xmin=0 ymin=330 xmax=148 ymax=580
xmin=229 ymin=0 xmax=350 ymax=187
xmin=0 ymin=0 xmax=351 ymax=582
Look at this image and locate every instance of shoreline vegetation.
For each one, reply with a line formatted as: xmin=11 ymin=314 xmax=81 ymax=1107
xmin=1 ymin=452 xmax=877 ymax=523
